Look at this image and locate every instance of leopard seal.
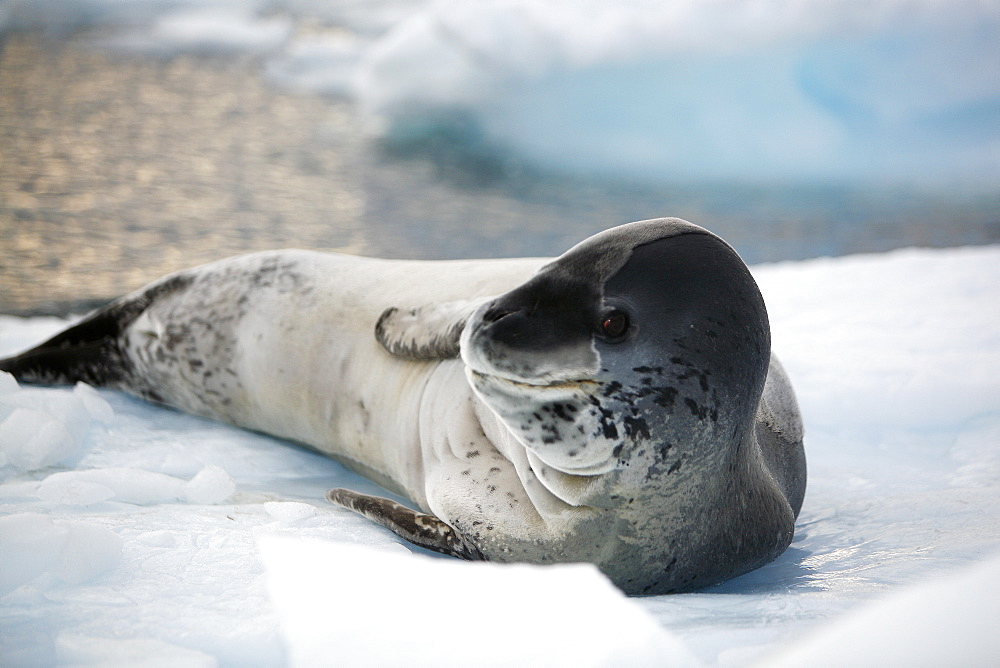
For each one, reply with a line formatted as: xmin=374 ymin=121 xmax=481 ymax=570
xmin=0 ymin=217 xmax=805 ymax=594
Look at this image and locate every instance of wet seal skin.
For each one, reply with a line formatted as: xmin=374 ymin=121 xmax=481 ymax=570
xmin=1 ymin=218 xmax=805 ymax=595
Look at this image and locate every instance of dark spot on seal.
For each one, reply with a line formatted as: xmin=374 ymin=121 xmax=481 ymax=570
xmin=623 ymin=415 xmax=650 ymax=440
xmin=654 ymin=442 xmax=673 ymax=462
xmin=668 ymin=459 xmax=683 ymax=474
xmin=685 ymin=398 xmax=709 ymax=420
xmin=550 ymin=402 xmax=575 ymax=421
xmin=651 ymin=387 xmax=678 ymax=408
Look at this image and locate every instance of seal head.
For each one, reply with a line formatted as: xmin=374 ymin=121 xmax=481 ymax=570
xmin=462 ymin=219 xmax=769 ymax=481
xmin=458 ymin=219 xmax=793 ymax=592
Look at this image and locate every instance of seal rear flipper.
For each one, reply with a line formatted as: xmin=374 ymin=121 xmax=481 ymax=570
xmin=0 ymin=304 xmax=133 ymax=387
xmin=374 ymin=299 xmax=487 ymax=360
xmin=326 ymin=488 xmax=485 ymax=561
xmin=0 ymin=274 xmax=191 ymax=389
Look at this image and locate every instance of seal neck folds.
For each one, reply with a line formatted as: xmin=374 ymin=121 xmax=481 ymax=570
xmin=465 ymin=369 xmax=620 ymax=476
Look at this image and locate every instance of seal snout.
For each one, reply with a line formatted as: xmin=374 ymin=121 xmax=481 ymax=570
xmin=478 ymin=301 xmax=535 ymax=349
xmin=480 ymin=303 xmax=517 ymax=324
xmin=460 ymin=279 xmax=603 ymax=387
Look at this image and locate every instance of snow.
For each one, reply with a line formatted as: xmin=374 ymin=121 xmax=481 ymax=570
xmin=259 ymin=537 xmax=700 ymax=667
xmin=765 ymin=553 xmax=1000 ymax=667
xmin=3 ymin=0 xmax=997 ymax=187
xmin=1 ymin=244 xmax=998 ymax=665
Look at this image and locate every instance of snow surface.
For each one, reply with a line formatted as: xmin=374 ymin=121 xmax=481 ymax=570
xmin=1 ymin=245 xmax=999 ymax=666
xmin=3 ymin=0 xmax=997 ymax=187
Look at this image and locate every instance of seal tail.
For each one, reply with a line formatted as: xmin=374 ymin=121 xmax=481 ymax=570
xmin=0 ymin=305 xmax=132 ymax=388
xmin=0 ymin=274 xmax=191 ymax=389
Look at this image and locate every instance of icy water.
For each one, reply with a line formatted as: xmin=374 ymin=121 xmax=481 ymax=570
xmin=1 ymin=31 xmax=998 ymax=315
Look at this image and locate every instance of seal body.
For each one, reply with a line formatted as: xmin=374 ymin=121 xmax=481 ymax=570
xmin=0 ymin=218 xmax=805 ymax=594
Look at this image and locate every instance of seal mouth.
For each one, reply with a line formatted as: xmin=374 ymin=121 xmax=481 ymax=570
xmin=533 ymin=452 xmax=618 ymax=477
xmin=468 ymin=369 xmax=598 ymax=392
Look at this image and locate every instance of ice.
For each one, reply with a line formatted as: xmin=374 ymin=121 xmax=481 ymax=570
xmin=56 ymin=634 xmax=218 ymax=668
xmin=73 ymin=382 xmax=115 ymax=425
xmin=3 ymin=0 xmax=995 ymax=186
xmin=0 ymin=371 xmax=18 ymax=395
xmin=0 ymin=513 xmax=69 ymax=595
xmin=0 ymin=376 xmax=113 ymax=477
xmin=264 ymin=32 xmax=369 ymax=97
xmin=1 ymin=246 xmax=999 ymax=664
xmin=259 ymin=536 xmax=699 ymax=667
xmin=34 ymin=475 xmax=115 ymax=506
xmin=104 ymin=7 xmax=294 ymax=55
xmin=0 ymin=408 xmax=75 ymax=472
xmin=53 ymin=520 xmax=126 ymax=585
xmin=185 ymin=465 xmax=236 ymax=505
xmin=753 ymin=246 xmax=1000 ymax=433
xmin=263 ymin=501 xmax=318 ymax=523
xmin=328 ymin=0 xmax=1000 ymax=186
xmin=32 ymin=466 xmax=236 ymax=507
xmin=0 ymin=513 xmax=122 ymax=595
xmin=766 ymin=553 xmax=1000 ymax=667
xmin=36 ymin=468 xmax=186 ymax=506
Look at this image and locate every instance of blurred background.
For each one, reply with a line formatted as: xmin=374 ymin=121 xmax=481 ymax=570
xmin=1 ymin=0 xmax=998 ymax=315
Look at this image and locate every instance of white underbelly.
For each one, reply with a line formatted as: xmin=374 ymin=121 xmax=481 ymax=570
xmin=217 ymin=251 xmax=543 ymax=498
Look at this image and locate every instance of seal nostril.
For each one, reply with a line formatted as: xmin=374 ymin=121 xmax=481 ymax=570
xmin=483 ymin=307 xmax=517 ymax=324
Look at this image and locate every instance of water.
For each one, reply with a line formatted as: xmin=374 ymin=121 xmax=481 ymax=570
xmin=1 ymin=13 xmax=998 ymax=315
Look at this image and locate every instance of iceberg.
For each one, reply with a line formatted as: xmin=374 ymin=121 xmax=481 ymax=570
xmin=3 ymin=0 xmax=996 ymax=187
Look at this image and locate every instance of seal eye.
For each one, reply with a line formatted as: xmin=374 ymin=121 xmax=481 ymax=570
xmin=599 ymin=310 xmax=629 ymax=341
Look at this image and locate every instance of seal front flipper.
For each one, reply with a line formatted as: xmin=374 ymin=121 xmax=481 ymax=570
xmin=374 ymin=299 xmax=487 ymax=360
xmin=326 ymin=488 xmax=485 ymax=560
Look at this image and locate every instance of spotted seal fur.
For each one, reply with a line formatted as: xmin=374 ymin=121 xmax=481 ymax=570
xmin=0 ymin=218 xmax=805 ymax=594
